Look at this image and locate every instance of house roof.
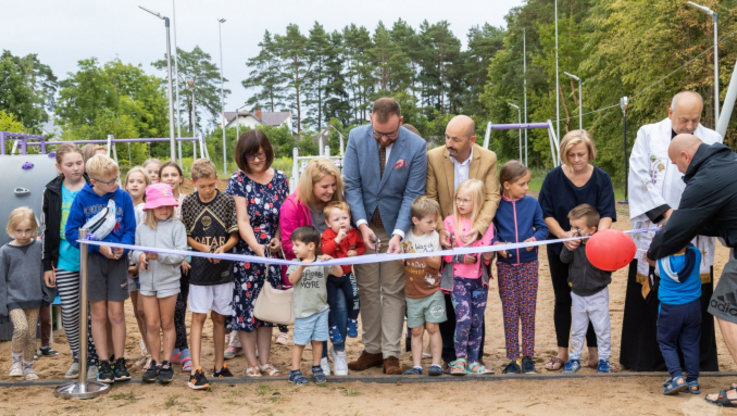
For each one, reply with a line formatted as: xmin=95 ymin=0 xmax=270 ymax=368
xmin=223 ymin=110 xmax=291 ymax=127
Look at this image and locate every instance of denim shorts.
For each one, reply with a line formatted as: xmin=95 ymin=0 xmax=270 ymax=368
xmin=293 ymin=309 xmax=329 ymax=345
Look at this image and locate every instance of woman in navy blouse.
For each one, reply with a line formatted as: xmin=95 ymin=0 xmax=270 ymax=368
xmin=538 ymin=130 xmax=617 ymax=371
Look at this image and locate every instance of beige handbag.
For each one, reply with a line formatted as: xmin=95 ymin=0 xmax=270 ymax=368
xmin=253 ymin=247 xmax=294 ymax=325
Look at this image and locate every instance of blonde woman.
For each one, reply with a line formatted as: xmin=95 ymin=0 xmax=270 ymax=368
xmin=538 ymin=129 xmax=616 ymax=371
xmin=280 ymin=158 xmax=345 ymax=374
xmin=440 ymin=179 xmax=495 ymax=376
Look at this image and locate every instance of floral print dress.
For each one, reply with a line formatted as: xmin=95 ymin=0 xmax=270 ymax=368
xmin=226 ymin=169 xmax=289 ymax=332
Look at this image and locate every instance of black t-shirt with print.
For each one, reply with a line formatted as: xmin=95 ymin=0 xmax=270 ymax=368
xmin=182 ymin=190 xmax=239 ymax=286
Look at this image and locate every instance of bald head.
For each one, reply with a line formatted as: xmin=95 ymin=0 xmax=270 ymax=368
xmin=668 ymin=134 xmax=703 ymax=173
xmin=445 ymin=115 xmax=477 ymax=162
xmin=669 ymin=91 xmax=703 ymax=135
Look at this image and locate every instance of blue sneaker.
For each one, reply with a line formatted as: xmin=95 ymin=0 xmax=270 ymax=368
xmin=596 ymin=359 xmax=611 ymax=373
xmin=329 ymin=326 xmax=342 ymax=343
xmin=288 ymin=370 xmax=309 ymax=385
xmin=347 ymin=319 xmax=359 ymax=338
xmin=311 ymin=365 xmax=327 ymax=385
xmin=403 ymin=367 xmax=422 ymax=375
xmin=562 ymin=359 xmax=581 ymax=373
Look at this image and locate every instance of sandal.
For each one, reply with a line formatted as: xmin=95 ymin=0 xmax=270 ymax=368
xmin=467 ymin=361 xmax=494 ymax=375
xmin=706 ymin=390 xmax=737 ymax=407
xmin=688 ymin=381 xmax=701 ymax=394
xmin=664 ymin=376 xmax=688 ymax=395
xmin=544 ymin=356 xmax=564 ymax=371
xmin=246 ymin=366 xmax=262 ymax=377
xmin=449 ymin=359 xmax=467 ymax=376
xmin=180 ymin=349 xmax=193 ymax=372
xmin=258 ymin=363 xmax=281 ymax=376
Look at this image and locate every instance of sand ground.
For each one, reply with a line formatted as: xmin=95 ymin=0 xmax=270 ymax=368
xmin=2 ymin=203 xmax=737 ymax=415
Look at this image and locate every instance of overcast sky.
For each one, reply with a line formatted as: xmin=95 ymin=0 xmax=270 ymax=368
xmin=4 ymin=0 xmax=524 ymax=120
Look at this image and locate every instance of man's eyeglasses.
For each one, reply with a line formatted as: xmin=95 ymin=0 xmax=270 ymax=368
xmin=246 ymin=152 xmax=267 ymax=161
xmin=94 ymin=175 xmax=120 ymax=185
xmin=372 ymin=123 xmax=401 ymax=140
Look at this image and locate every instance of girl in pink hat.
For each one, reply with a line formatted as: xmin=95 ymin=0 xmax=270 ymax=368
xmin=132 ymin=183 xmax=188 ymax=384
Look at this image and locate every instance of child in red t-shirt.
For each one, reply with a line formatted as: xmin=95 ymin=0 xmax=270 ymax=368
xmin=321 ymin=202 xmax=366 ymax=351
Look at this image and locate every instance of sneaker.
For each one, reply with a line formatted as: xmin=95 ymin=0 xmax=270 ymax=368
xmin=428 ymin=364 xmax=443 ymax=377
xmin=224 ymin=346 xmax=243 ymax=359
xmin=502 ymin=359 xmax=521 ymax=374
xmin=403 ymin=367 xmax=422 ymax=375
xmin=159 ymin=360 xmax=174 ymax=384
xmin=521 ymin=357 xmax=537 ymax=374
xmin=142 ymin=360 xmax=158 ymax=383
xmin=320 ymin=356 xmax=331 ymax=376
xmin=330 ymin=347 xmax=348 ymax=376
xmin=275 ymin=331 xmax=289 ymax=345
xmin=23 ymin=368 xmax=39 ymax=380
xmin=113 ymin=357 xmax=131 ymax=381
xmin=188 ymin=367 xmax=210 ymax=390
xmin=213 ymin=364 xmax=234 ymax=378
xmin=329 ymin=326 xmax=343 ymax=343
xmin=596 ymin=359 xmax=611 ymax=373
xmin=312 ymin=365 xmax=327 ymax=385
xmin=347 ymin=319 xmax=359 ymax=338
xmin=288 ymin=369 xmax=309 ymax=385
xmin=97 ymin=361 xmax=115 ymax=384
xmin=65 ymin=361 xmax=80 ymax=379
xmin=86 ymin=364 xmax=99 ymax=380
xmin=38 ymin=346 xmax=59 ymax=356
xmin=9 ymin=362 xmax=23 ymax=378
xmin=562 ymin=359 xmax=581 ymax=374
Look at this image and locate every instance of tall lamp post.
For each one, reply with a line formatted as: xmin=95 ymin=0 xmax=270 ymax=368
xmin=619 ymin=96 xmax=629 ymax=204
xmin=563 ymin=72 xmax=583 ymax=130
xmin=218 ymin=18 xmax=227 ymax=175
xmin=686 ymin=1 xmax=719 ymax=126
xmin=508 ymin=103 xmax=522 ymax=162
xmin=139 ymin=5 xmax=177 ymax=164
xmin=523 ymin=27 xmax=528 ymax=167
xmin=171 ymin=0 xmax=184 ymax=164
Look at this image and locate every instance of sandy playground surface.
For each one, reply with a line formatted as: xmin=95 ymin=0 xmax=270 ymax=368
xmin=2 ymin=202 xmax=737 ymax=415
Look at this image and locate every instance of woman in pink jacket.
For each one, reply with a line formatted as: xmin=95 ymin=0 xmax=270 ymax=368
xmin=280 ymin=158 xmax=346 ymax=374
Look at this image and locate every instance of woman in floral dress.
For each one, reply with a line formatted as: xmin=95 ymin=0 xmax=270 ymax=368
xmin=226 ymin=130 xmax=289 ymax=377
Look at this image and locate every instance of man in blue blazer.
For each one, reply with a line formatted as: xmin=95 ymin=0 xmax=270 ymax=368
xmin=343 ymin=97 xmax=428 ymax=374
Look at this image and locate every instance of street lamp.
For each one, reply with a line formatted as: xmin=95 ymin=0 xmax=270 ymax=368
xmin=686 ymin=1 xmax=719 ymax=125
xmin=171 ymin=0 xmax=184 ymax=165
xmin=139 ymin=5 xmax=177 ymax=164
xmin=523 ymin=27 xmax=528 ymax=167
xmin=564 ymin=72 xmax=583 ymax=130
xmin=508 ymin=103 xmax=522 ymax=162
xmin=218 ymin=18 xmax=227 ymax=175
xmin=619 ymin=96 xmax=629 ymax=204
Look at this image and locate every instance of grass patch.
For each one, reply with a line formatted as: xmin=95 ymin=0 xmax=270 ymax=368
xmin=333 ymin=386 xmax=362 ymax=396
xmin=164 ymin=395 xmax=179 ymax=408
xmin=256 ymin=383 xmax=276 ymax=395
xmin=111 ymin=391 xmax=137 ymax=405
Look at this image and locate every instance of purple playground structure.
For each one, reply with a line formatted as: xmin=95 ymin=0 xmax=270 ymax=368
xmin=481 ymin=119 xmax=560 ymax=167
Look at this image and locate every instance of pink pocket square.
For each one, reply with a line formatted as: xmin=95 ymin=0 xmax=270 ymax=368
xmin=393 ymin=159 xmax=407 ymax=169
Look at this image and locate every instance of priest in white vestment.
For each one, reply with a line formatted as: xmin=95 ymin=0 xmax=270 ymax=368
xmin=620 ymin=91 xmax=720 ymax=371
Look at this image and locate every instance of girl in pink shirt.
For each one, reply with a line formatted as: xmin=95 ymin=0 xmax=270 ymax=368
xmin=443 ymin=179 xmax=494 ymax=375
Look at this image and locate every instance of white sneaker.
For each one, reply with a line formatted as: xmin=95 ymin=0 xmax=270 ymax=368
xmin=23 ymin=368 xmax=39 ymax=380
xmin=65 ymin=361 xmax=80 ymax=379
xmin=331 ymin=347 xmax=348 ymax=376
xmin=320 ymin=356 xmax=331 ymax=376
xmin=276 ymin=331 xmax=289 ymax=345
xmin=9 ymin=362 xmax=22 ymax=377
xmin=86 ymin=365 xmax=98 ymax=380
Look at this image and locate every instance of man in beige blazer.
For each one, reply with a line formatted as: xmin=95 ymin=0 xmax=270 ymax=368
xmin=425 ymin=114 xmax=500 ymax=368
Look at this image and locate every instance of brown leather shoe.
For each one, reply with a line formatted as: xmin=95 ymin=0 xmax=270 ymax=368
xmin=347 ymin=351 xmax=383 ymax=371
xmin=383 ymin=356 xmax=402 ymax=375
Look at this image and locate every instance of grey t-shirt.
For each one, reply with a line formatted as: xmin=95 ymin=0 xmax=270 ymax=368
xmin=309 ymin=206 xmax=328 ymax=234
xmin=287 ymin=263 xmax=331 ymax=318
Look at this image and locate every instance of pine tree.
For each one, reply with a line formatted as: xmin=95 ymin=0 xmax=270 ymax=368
xmin=275 ymin=24 xmax=312 ymax=133
xmin=304 ymin=22 xmax=331 ymax=130
xmin=243 ymin=31 xmax=284 ymax=112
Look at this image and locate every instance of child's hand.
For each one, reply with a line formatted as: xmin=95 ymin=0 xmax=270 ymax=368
xmin=463 ymin=254 xmax=477 ymax=265
xmin=347 ymin=250 xmax=358 ymax=257
xmin=494 ymin=242 xmax=510 ymax=259
xmin=44 ymin=270 xmax=56 ymax=288
xmin=199 ymin=242 xmax=212 ymax=253
xmin=139 ymin=254 xmax=149 ymax=271
xmin=482 ymin=252 xmax=494 ymax=260
xmin=127 ymin=264 xmax=139 ymax=276
xmin=210 ymin=246 xmax=226 ymax=264
xmin=318 ymin=255 xmax=334 ymax=261
xmin=146 ymin=252 xmax=158 ymax=260
xmin=335 ymin=228 xmax=348 ymax=243
xmin=99 ymin=246 xmax=115 ymax=259
xmin=644 ymin=254 xmax=656 ymax=268
xmin=181 ymin=260 xmax=191 ymax=275
xmin=524 ymin=237 xmax=536 ymax=252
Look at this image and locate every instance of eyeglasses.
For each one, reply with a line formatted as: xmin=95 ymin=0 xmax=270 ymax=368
xmin=372 ymin=123 xmax=401 ymax=140
xmin=94 ymin=174 xmax=120 ymax=185
xmin=246 ymin=152 xmax=267 ymax=161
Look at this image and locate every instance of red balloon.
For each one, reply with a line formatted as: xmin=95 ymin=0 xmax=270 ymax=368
xmin=585 ymin=229 xmax=637 ymax=271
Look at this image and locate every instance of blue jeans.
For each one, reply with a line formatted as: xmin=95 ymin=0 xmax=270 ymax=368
xmin=322 ymin=275 xmax=349 ymax=357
